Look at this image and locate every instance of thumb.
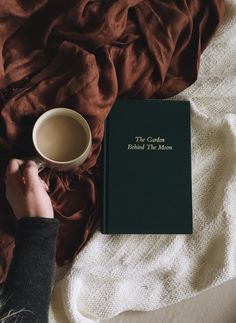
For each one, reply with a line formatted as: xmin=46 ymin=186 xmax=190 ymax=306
xmin=23 ymin=160 xmax=41 ymax=190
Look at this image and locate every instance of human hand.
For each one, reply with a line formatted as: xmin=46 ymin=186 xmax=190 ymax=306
xmin=5 ymin=159 xmax=54 ymax=220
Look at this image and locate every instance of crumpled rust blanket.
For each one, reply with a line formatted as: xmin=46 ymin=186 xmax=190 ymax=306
xmin=0 ymin=0 xmax=224 ymax=282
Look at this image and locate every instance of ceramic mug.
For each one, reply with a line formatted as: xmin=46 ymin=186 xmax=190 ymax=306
xmin=32 ymin=108 xmax=92 ymax=172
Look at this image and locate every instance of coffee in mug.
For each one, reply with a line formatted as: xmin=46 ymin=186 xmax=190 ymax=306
xmin=32 ymin=108 xmax=92 ymax=171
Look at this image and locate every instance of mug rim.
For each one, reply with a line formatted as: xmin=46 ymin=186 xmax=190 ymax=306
xmin=32 ymin=107 xmax=92 ymax=165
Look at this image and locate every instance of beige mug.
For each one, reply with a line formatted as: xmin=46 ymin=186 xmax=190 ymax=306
xmin=32 ymin=108 xmax=92 ymax=172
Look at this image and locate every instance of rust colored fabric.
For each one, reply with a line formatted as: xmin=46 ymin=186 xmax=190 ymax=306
xmin=0 ymin=0 xmax=225 ymax=281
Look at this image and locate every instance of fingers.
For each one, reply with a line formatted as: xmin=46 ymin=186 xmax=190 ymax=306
xmin=23 ymin=160 xmax=41 ymax=191
xmin=5 ymin=159 xmax=49 ymax=192
xmin=5 ymin=159 xmax=25 ymax=189
xmin=39 ymin=178 xmax=49 ymax=192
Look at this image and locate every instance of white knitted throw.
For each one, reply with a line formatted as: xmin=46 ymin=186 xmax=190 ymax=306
xmin=49 ymin=1 xmax=236 ymax=322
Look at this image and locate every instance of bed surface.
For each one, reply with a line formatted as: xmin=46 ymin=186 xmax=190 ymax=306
xmin=103 ymin=278 xmax=236 ymax=323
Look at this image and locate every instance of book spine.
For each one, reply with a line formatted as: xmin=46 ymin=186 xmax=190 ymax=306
xmin=101 ymin=118 xmax=108 ymax=233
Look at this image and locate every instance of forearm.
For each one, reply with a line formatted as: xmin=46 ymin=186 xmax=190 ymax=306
xmin=1 ymin=217 xmax=59 ymax=323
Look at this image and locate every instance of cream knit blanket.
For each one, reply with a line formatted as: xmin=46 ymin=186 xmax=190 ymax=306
xmin=49 ymin=1 xmax=236 ymax=321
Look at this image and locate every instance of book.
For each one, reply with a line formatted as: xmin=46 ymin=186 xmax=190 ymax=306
xmin=101 ymin=99 xmax=192 ymax=234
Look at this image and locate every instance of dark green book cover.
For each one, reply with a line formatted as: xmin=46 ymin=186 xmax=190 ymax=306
xmin=101 ymin=99 xmax=192 ymax=234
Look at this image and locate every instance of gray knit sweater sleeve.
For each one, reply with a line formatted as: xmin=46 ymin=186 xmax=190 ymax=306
xmin=0 ymin=217 xmax=59 ymax=323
